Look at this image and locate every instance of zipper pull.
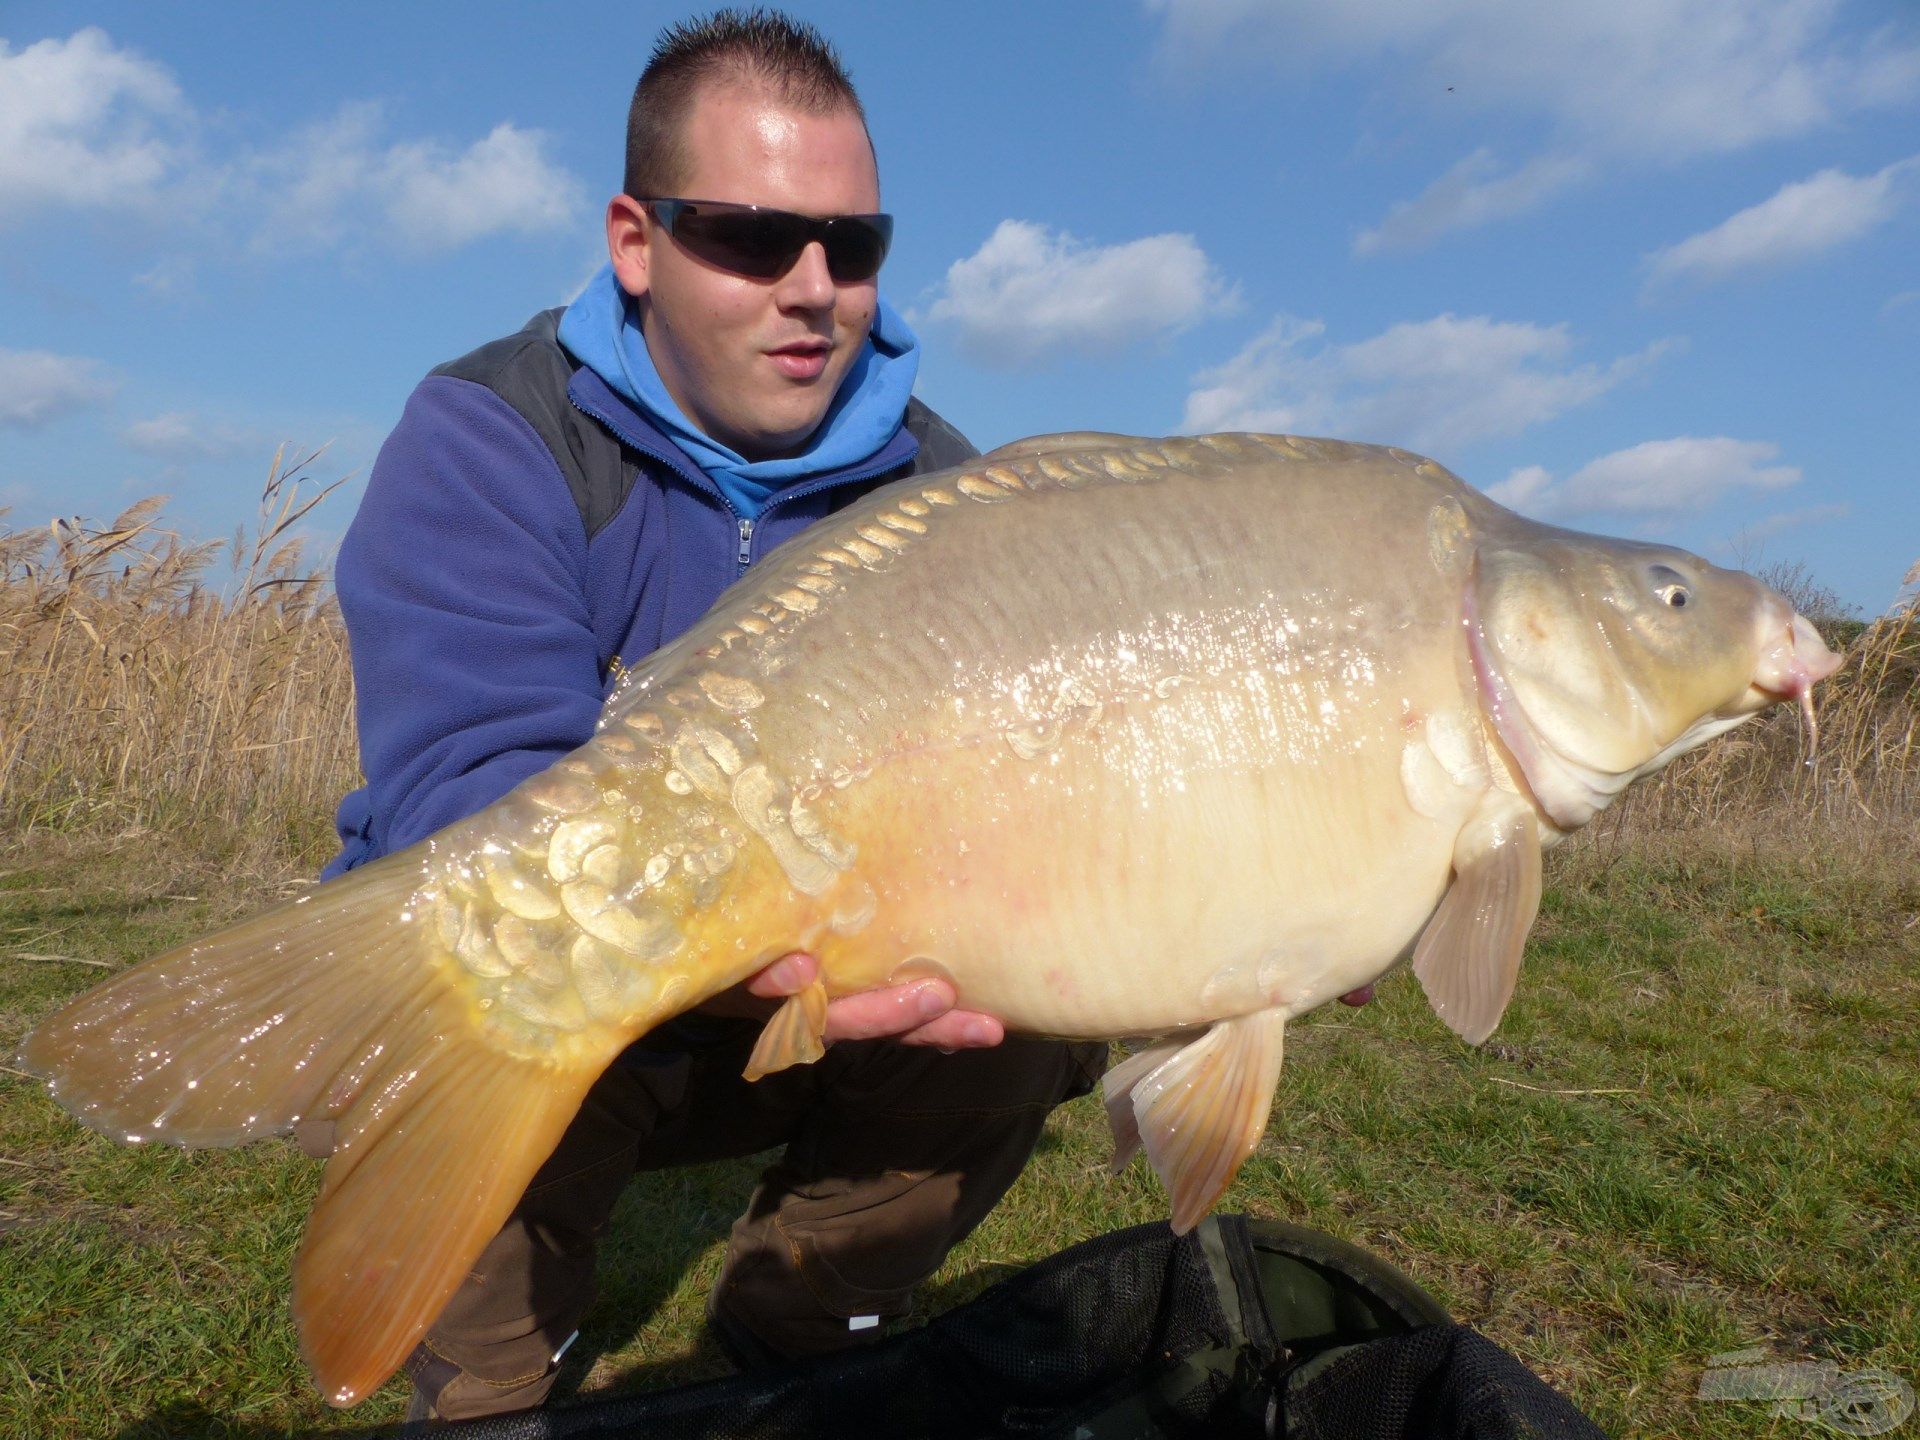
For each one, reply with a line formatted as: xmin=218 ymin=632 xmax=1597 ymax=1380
xmin=737 ymin=516 xmax=755 ymax=571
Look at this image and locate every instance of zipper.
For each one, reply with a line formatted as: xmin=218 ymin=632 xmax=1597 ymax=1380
xmin=566 ymin=386 xmax=916 ymax=577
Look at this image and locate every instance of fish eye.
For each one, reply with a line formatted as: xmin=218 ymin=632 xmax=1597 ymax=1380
xmin=1648 ymin=563 xmax=1692 ymax=610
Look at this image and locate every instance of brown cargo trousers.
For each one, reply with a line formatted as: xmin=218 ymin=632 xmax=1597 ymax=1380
xmin=405 ymin=1012 xmax=1108 ymax=1421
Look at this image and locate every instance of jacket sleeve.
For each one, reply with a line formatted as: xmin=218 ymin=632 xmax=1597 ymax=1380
xmin=326 ymin=375 xmax=607 ymax=872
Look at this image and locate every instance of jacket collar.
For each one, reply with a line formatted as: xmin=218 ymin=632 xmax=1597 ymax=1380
xmin=565 ymin=365 xmax=920 ymax=510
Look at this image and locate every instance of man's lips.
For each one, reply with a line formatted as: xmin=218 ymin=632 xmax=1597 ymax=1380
xmin=768 ymin=341 xmax=830 ymax=380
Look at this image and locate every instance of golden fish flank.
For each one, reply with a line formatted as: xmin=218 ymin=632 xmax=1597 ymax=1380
xmin=16 ymin=430 xmax=1841 ymax=1409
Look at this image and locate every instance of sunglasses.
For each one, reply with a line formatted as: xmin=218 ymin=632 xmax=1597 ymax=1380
xmin=640 ymin=197 xmax=894 ymax=282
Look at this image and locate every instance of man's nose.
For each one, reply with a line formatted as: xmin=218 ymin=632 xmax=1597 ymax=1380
xmin=776 ymin=240 xmax=836 ymax=309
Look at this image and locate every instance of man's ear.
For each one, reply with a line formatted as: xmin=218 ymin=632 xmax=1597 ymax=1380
xmin=606 ymin=195 xmax=651 ymax=299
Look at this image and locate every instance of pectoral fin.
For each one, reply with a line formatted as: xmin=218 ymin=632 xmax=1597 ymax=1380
xmin=1108 ymin=1011 xmax=1287 ymax=1234
xmin=1413 ymin=795 xmax=1543 ymax=1045
xmin=742 ymin=979 xmax=830 ymax=1081
xmin=1101 ymin=1037 xmax=1185 ymax=1174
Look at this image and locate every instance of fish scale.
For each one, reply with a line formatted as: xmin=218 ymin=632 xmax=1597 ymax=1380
xmin=17 ymin=430 xmax=1840 ymax=1407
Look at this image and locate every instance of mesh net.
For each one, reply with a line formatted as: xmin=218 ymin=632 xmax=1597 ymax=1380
xmin=387 ymin=1217 xmax=1605 ymax=1440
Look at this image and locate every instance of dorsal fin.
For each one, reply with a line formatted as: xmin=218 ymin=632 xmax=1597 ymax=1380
xmin=982 ymin=431 xmax=1155 ymax=463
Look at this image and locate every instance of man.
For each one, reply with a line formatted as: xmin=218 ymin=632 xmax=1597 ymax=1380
xmin=323 ymin=9 xmax=1105 ymax=1424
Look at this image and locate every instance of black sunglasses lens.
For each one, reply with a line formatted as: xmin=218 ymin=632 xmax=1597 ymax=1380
xmin=672 ymin=210 xmax=806 ymax=278
xmin=664 ymin=205 xmax=892 ymax=282
xmin=821 ymin=217 xmax=891 ymax=281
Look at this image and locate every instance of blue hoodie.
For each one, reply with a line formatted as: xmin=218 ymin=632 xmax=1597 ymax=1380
xmin=322 ymin=298 xmax=971 ymax=879
xmin=557 ymin=263 xmax=921 ymax=519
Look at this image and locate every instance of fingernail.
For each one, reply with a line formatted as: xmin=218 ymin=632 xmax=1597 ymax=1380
xmin=914 ymin=985 xmax=947 ymax=1019
xmin=963 ymin=1018 xmax=996 ymax=1045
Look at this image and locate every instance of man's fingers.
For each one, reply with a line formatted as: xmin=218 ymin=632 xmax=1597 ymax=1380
xmin=740 ymin=958 xmax=1005 ymax=1049
xmin=903 ymin=1010 xmax=1005 ymax=1051
xmin=821 ymin=979 xmax=955 ymax=1042
xmin=747 ymin=951 xmax=819 ymax=998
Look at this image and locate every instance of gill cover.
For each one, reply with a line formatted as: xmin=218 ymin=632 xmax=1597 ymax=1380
xmin=1468 ymin=542 xmax=1764 ymax=829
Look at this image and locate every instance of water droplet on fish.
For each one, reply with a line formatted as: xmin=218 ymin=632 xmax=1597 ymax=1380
xmin=1005 ymin=719 xmax=1062 ymax=759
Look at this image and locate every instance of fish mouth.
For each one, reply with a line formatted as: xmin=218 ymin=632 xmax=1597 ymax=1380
xmin=1744 ymin=611 xmax=1844 ymax=755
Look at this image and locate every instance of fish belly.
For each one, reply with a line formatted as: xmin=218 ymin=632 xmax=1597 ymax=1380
xmin=803 ymin=666 xmax=1478 ymax=1038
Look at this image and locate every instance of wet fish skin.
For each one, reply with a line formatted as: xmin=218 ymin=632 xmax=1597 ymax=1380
xmin=15 ymin=432 xmax=1840 ymax=1406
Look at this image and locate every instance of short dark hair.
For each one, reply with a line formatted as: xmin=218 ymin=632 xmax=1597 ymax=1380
xmin=624 ymin=8 xmax=870 ymax=200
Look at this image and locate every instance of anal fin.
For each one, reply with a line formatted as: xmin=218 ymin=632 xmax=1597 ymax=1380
xmin=742 ymin=979 xmax=829 ymax=1081
xmin=1413 ymin=794 xmax=1543 ymax=1045
xmin=1116 ymin=1010 xmax=1287 ymax=1234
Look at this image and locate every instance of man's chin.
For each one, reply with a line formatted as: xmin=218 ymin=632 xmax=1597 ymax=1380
xmin=729 ymin=418 xmax=825 ymax=462
xmin=734 ymin=401 xmax=839 ymax=461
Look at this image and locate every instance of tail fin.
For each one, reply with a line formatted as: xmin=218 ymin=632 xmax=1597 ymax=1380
xmin=17 ymin=851 xmax=612 ymax=1407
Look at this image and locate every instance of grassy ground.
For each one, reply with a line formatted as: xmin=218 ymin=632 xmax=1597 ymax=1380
xmin=3 ymin=827 xmax=1915 ymax=1439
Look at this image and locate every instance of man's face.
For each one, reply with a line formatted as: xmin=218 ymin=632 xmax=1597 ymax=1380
xmin=608 ymin=83 xmax=881 ymax=460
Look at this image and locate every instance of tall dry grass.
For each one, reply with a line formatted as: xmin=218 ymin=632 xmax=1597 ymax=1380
xmin=0 ymin=448 xmax=358 ymax=865
xmin=0 ymin=465 xmax=1913 ymax=869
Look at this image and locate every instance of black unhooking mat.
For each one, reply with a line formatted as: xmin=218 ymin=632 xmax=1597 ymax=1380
xmin=384 ymin=1216 xmax=1606 ymax=1439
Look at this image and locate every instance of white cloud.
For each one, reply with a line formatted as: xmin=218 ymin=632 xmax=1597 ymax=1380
xmin=1645 ymin=157 xmax=1920 ymax=289
xmin=1488 ymin=464 xmax=1556 ymax=510
xmin=254 ymin=105 xmax=584 ymax=254
xmin=123 ymin=412 xmax=264 ymax=461
xmin=0 ymin=348 xmax=114 ymax=428
xmin=0 ymin=28 xmax=190 ymax=216
xmin=1183 ymin=313 xmax=1669 ymax=455
xmin=1149 ymin=0 xmax=1920 ymax=161
xmin=385 ymin=123 xmax=583 ymax=248
xmin=1884 ymin=288 xmax=1920 ymax=316
xmin=0 ymin=29 xmax=583 ymax=256
xmin=1487 ymin=437 xmax=1802 ymax=517
xmin=1723 ymin=501 xmax=1852 ymax=547
xmin=1355 ymin=150 xmax=1591 ymax=254
xmin=919 ymin=220 xmax=1239 ymax=367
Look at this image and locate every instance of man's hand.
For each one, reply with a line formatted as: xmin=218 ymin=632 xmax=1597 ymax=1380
xmin=702 ymin=958 xmax=1370 ymax=1046
xmin=703 ymin=952 xmax=1006 ymax=1050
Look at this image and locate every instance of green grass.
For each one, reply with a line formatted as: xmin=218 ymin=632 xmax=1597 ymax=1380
xmin=2 ymin=832 xmax=1914 ymax=1438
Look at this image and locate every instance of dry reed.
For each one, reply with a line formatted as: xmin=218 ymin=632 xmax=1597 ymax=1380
xmin=0 ymin=448 xmax=358 ymax=865
xmin=0 ymin=465 xmax=1913 ymax=870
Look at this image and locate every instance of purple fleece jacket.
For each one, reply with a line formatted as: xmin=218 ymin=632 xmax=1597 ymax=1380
xmin=320 ymin=361 xmax=927 ymax=879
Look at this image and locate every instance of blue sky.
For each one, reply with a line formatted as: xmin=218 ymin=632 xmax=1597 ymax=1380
xmin=4 ymin=1 xmax=1917 ymax=614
